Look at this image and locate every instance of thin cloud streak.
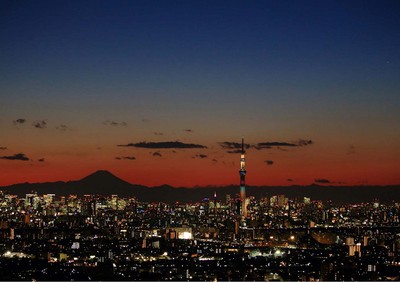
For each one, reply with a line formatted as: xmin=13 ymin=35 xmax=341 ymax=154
xmin=0 ymin=153 xmax=30 ymax=161
xmin=32 ymin=120 xmax=47 ymax=129
xmin=56 ymin=124 xmax=69 ymax=131
xmin=315 ymin=178 xmax=331 ymax=184
xmin=115 ymin=156 xmax=136 ymax=160
xmin=103 ymin=120 xmax=127 ymax=126
xmin=193 ymin=154 xmax=207 ymax=159
xmin=13 ymin=118 xmax=26 ymax=125
xmin=255 ymin=139 xmax=313 ymax=149
xmin=118 ymin=141 xmax=207 ymax=149
xmin=219 ymin=141 xmax=251 ymax=149
xmin=153 ymin=152 xmax=162 ymax=157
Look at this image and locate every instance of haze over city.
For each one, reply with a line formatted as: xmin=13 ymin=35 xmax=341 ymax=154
xmin=1 ymin=1 xmax=399 ymax=188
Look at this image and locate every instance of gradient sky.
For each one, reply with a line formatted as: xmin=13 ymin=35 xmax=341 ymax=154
xmin=1 ymin=0 xmax=399 ymax=187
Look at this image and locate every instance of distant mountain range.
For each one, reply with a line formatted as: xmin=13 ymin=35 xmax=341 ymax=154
xmin=1 ymin=170 xmax=399 ymax=204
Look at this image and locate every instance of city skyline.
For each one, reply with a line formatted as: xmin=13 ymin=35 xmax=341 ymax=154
xmin=1 ymin=1 xmax=400 ymax=187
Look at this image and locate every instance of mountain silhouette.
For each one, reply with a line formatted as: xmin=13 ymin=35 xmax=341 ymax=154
xmin=80 ymin=170 xmax=125 ymax=183
xmin=79 ymin=170 xmax=136 ymax=191
xmin=1 ymin=170 xmax=147 ymax=199
xmin=1 ymin=170 xmax=399 ymax=204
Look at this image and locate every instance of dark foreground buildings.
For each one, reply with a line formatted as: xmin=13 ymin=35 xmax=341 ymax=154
xmin=0 ymin=190 xmax=400 ymax=280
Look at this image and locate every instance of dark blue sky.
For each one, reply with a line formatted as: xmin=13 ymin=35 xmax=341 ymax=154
xmin=3 ymin=1 xmax=399 ymax=86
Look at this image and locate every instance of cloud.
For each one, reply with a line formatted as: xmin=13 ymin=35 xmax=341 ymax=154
xmin=314 ymin=179 xmax=331 ymax=184
xmin=0 ymin=153 xmax=30 ymax=161
xmin=103 ymin=120 xmax=127 ymax=126
xmin=38 ymin=158 xmax=45 ymax=162
xmin=154 ymin=132 xmax=164 ymax=136
xmin=153 ymin=151 xmax=162 ymax=157
xmin=184 ymin=129 xmax=193 ymax=133
xmin=56 ymin=124 xmax=69 ymax=131
xmin=347 ymin=145 xmax=356 ymax=155
xmin=296 ymin=139 xmax=313 ymax=146
xmin=219 ymin=142 xmax=250 ymax=153
xmin=212 ymin=158 xmax=218 ymax=163
xmin=255 ymin=139 xmax=313 ymax=149
xmin=141 ymin=119 xmax=149 ymax=122
xmin=115 ymin=156 xmax=136 ymax=160
xmin=265 ymin=160 xmax=274 ymax=165
xmin=13 ymin=118 xmax=26 ymax=125
xmin=287 ymin=178 xmax=293 ymax=182
xmin=32 ymin=120 xmax=47 ymax=129
xmin=255 ymin=142 xmax=296 ymax=149
xmin=118 ymin=141 xmax=207 ymax=149
xmin=0 ymin=147 xmax=7 ymax=150
xmin=194 ymin=154 xmax=207 ymax=159
xmin=227 ymin=149 xmax=242 ymax=154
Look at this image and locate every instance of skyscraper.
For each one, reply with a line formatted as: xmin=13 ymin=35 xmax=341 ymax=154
xmin=239 ymin=138 xmax=247 ymax=219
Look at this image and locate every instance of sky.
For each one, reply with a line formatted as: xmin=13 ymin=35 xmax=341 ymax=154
xmin=1 ymin=0 xmax=400 ymax=187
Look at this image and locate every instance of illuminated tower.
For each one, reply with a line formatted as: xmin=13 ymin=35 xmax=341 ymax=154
xmin=214 ymin=191 xmax=217 ymax=215
xmin=239 ymin=137 xmax=247 ymax=218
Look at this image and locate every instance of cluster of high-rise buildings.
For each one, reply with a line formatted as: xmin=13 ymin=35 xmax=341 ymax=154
xmin=1 ymin=186 xmax=400 ymax=280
